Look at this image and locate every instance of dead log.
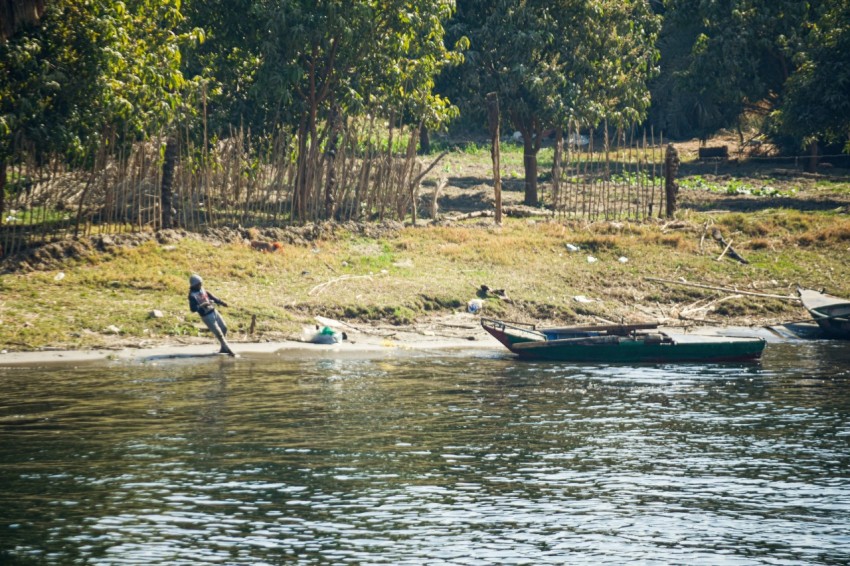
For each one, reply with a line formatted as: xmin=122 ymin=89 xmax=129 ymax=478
xmin=438 ymin=210 xmax=495 ymax=223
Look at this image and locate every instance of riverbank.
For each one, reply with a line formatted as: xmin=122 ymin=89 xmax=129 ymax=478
xmin=0 ymin=315 xmax=825 ymax=367
xmin=0 ymin=312 xmax=502 ymax=366
xmin=1 ymin=138 xmax=849 ymax=357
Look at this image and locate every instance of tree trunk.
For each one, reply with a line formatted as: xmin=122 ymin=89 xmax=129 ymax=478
xmin=807 ymin=139 xmax=819 ymax=173
xmin=552 ymin=127 xmax=563 ymax=210
xmin=664 ymin=143 xmax=680 ymax=218
xmin=486 ymin=92 xmax=502 ymax=224
xmin=0 ymin=156 xmax=6 ymax=227
xmin=523 ymin=135 xmax=539 ymax=207
xmin=323 ymin=105 xmax=342 ymax=219
xmin=1 ymin=0 xmax=46 ymax=43
xmin=418 ymin=126 xmax=430 ymax=155
xmin=293 ymin=116 xmax=310 ymax=221
xmin=160 ymin=135 xmax=178 ymax=230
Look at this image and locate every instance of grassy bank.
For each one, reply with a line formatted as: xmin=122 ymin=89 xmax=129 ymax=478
xmin=1 ymin=202 xmax=849 ymax=352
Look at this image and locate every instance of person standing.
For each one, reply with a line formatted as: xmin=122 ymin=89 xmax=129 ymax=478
xmin=188 ymin=273 xmax=235 ymax=356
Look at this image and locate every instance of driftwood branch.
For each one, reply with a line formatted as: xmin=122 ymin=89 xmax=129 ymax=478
xmin=717 ymin=239 xmax=734 ymax=261
xmin=430 ymin=177 xmax=446 ymax=220
xmin=645 ymin=277 xmax=801 ymax=301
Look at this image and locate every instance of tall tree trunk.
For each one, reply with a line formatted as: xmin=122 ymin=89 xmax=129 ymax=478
xmin=552 ymin=127 xmax=563 ymax=211
xmin=418 ymin=126 xmax=430 ymax=155
xmin=323 ymin=105 xmax=342 ymax=219
xmin=522 ymin=134 xmax=539 ymax=207
xmin=664 ymin=143 xmax=680 ymax=218
xmin=486 ymin=92 xmax=502 ymax=224
xmin=160 ymin=135 xmax=177 ymax=230
xmin=1 ymin=0 xmax=46 ymax=42
xmin=0 ymin=156 xmax=6 ymax=228
xmin=807 ymin=139 xmax=819 ymax=173
xmin=294 ymin=116 xmax=310 ymax=221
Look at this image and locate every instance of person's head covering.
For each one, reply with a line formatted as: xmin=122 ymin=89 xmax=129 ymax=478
xmin=189 ymin=274 xmax=203 ymax=287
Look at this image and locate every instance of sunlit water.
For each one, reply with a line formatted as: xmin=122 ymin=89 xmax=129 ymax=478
xmin=2 ymin=341 xmax=850 ymax=565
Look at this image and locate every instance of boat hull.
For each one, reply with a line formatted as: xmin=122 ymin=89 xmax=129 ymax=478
xmin=510 ymin=338 xmax=765 ymax=363
xmin=481 ymin=318 xmax=765 ymax=363
xmin=798 ymin=288 xmax=850 ymax=339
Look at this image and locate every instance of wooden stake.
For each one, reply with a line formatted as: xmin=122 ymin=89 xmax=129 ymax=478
xmin=717 ymin=239 xmax=733 ymax=261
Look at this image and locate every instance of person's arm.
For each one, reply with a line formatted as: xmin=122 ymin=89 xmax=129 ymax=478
xmin=189 ymin=293 xmax=199 ymax=313
xmin=207 ymin=291 xmax=228 ymax=307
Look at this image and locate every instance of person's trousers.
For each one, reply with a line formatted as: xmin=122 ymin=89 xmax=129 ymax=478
xmin=201 ymin=311 xmax=231 ymax=352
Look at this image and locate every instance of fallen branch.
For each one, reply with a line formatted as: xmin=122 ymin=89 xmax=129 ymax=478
xmin=436 ymin=322 xmax=479 ymax=330
xmin=679 ymin=294 xmax=744 ymax=318
xmin=504 ymin=205 xmax=554 ymax=218
xmin=439 ymin=210 xmax=495 ymax=223
xmin=308 ymin=274 xmax=374 ymax=296
xmin=314 ymin=315 xmax=361 ymax=332
xmin=410 ymin=151 xmax=449 ymax=188
xmin=645 ymin=277 xmax=801 ymax=301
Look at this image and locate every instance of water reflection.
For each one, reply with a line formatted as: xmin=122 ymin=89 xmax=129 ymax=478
xmin=1 ymin=342 xmax=849 ymax=564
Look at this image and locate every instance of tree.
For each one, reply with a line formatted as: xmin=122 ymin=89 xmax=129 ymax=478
xmin=657 ymin=0 xmax=823 ymax=143
xmin=450 ymin=0 xmax=660 ymax=206
xmin=775 ymin=1 xmax=850 ymax=155
xmin=0 ymin=0 xmax=200 ymax=226
xmin=187 ymin=0 xmax=462 ymax=221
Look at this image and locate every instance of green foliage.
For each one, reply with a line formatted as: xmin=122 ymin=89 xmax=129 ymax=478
xmin=185 ymin=0 xmax=461 ymax=139
xmin=659 ymin=0 xmax=816 ymax=140
xmin=0 ymin=0 xmax=197 ymax=161
xmin=679 ymin=175 xmax=797 ymax=197
xmin=656 ymin=0 xmax=849 ymax=153
xmin=774 ymin=1 xmax=850 ymax=150
xmin=450 ymin=0 xmax=660 ymax=129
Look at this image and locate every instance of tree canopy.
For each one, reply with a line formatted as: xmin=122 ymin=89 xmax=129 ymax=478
xmin=447 ymin=0 xmax=660 ymax=205
xmin=2 ymin=0 xmax=850 ymax=216
xmin=0 ymin=0 xmax=199 ymax=162
xmin=653 ymin=0 xmax=850 ymax=154
xmin=775 ymin=1 xmax=850 ymax=152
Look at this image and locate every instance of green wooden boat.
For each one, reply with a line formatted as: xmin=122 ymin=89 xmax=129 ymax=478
xmin=481 ymin=318 xmax=766 ymax=363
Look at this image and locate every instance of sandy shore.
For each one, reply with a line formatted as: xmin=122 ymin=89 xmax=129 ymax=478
xmin=0 ymin=312 xmax=822 ymax=368
xmin=0 ymin=314 xmax=504 ymax=367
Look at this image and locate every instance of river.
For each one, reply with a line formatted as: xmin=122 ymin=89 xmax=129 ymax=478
xmin=1 ymin=341 xmax=849 ymax=564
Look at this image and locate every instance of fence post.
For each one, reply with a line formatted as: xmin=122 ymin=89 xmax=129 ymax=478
xmin=486 ymin=92 xmax=502 ymax=224
xmin=664 ymin=143 xmax=680 ymax=219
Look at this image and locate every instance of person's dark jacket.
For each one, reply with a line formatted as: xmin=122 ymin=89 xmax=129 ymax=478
xmin=188 ymin=288 xmax=227 ymax=316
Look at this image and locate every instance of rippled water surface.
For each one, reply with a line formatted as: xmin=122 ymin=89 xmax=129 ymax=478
xmin=2 ymin=341 xmax=850 ymax=564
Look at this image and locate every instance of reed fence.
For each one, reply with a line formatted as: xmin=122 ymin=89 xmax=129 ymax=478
xmin=1 ymin=123 xmax=669 ymax=258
